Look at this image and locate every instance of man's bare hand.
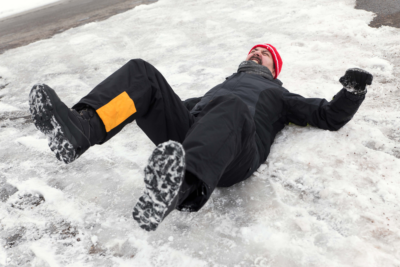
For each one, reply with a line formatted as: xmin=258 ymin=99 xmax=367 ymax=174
xmin=339 ymin=68 xmax=373 ymax=95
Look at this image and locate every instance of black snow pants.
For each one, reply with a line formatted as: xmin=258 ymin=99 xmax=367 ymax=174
xmin=73 ymin=59 xmax=259 ymax=211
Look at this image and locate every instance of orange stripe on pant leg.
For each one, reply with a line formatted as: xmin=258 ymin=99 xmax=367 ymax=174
xmin=96 ymin=91 xmax=137 ymax=132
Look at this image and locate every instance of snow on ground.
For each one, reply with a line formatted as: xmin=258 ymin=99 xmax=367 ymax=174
xmin=0 ymin=0 xmax=61 ymax=19
xmin=0 ymin=0 xmax=400 ymax=266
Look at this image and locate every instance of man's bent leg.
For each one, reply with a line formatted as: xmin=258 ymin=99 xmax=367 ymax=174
xmin=178 ymin=95 xmax=259 ymax=212
xmin=30 ymin=59 xmax=194 ymax=164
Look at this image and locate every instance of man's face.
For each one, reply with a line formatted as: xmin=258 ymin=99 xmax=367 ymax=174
xmin=245 ymin=47 xmax=275 ymax=77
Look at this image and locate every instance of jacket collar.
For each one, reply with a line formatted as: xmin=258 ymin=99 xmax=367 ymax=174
xmin=237 ymin=61 xmax=283 ymax=86
xmin=238 ymin=60 xmax=274 ymax=81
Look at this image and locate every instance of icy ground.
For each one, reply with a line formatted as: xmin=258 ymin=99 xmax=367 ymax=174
xmin=0 ymin=0 xmax=61 ymax=20
xmin=0 ymin=0 xmax=400 ymax=266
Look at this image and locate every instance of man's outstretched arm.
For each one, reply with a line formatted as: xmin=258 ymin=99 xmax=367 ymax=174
xmin=283 ymin=68 xmax=373 ymax=131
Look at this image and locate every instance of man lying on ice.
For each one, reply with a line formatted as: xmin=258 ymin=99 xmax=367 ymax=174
xmin=28 ymin=43 xmax=373 ymax=231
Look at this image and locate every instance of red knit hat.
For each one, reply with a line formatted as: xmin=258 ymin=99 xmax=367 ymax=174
xmin=248 ymin=43 xmax=282 ymax=79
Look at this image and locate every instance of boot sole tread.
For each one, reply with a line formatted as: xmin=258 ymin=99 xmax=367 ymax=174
xmin=29 ymin=84 xmax=76 ymax=164
xmin=132 ymin=141 xmax=185 ymax=231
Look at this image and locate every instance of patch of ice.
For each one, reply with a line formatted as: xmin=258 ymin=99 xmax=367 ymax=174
xmin=0 ymin=102 xmax=19 ymax=112
xmin=15 ymin=136 xmax=49 ymax=153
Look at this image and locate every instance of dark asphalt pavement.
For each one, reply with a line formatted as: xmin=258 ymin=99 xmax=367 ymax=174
xmin=0 ymin=0 xmax=157 ymax=54
xmin=356 ymin=0 xmax=400 ymax=28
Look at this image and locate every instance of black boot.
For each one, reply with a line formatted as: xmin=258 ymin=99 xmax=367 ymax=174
xmin=132 ymin=141 xmax=186 ymax=231
xmin=29 ymin=84 xmax=106 ymax=164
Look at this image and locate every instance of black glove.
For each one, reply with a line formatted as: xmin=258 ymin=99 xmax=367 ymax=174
xmin=339 ymin=68 xmax=373 ymax=95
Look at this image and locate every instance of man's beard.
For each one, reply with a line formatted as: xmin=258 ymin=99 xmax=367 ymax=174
xmin=249 ymin=55 xmax=262 ymax=65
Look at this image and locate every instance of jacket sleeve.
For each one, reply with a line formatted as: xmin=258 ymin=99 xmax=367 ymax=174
xmin=182 ymin=97 xmax=202 ymax=111
xmin=282 ymin=88 xmax=365 ymax=131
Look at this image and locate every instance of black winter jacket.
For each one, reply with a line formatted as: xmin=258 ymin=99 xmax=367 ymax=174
xmin=183 ymin=72 xmax=365 ymax=163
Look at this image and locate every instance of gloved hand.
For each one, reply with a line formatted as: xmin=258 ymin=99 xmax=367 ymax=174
xmin=339 ymin=68 xmax=373 ymax=95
